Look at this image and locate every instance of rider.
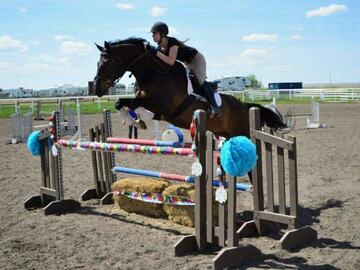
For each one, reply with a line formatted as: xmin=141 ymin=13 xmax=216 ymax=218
xmin=149 ymin=21 xmax=221 ymax=117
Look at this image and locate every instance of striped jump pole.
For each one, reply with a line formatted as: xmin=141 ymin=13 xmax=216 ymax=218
xmin=107 ymin=137 xmax=193 ymax=148
xmin=112 ymin=166 xmax=252 ymax=192
xmin=57 ymin=139 xmax=194 ymax=156
xmin=112 ymin=166 xmax=195 ymax=182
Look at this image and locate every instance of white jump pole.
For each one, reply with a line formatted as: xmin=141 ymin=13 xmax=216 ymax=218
xmin=76 ymin=98 xmax=82 ymax=141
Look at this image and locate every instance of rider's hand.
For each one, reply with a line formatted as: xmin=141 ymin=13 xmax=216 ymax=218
xmin=146 ymin=43 xmax=157 ymax=55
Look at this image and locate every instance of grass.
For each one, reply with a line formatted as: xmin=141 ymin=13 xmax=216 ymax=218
xmin=0 ymin=100 xmax=117 ymax=119
xmin=0 ymin=96 xmax=355 ymax=119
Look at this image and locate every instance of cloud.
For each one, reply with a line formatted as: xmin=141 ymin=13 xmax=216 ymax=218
xmin=0 ymin=35 xmax=28 ymax=52
xmin=290 ymin=34 xmax=301 ymax=40
xmin=240 ymin=48 xmax=268 ymax=60
xmin=0 ymin=61 xmax=16 ymax=71
xmin=54 ymin=35 xmax=74 ymax=41
xmin=211 ymin=48 xmax=270 ymax=71
xmin=306 ymin=4 xmax=347 ymax=18
xmin=242 ymin=34 xmax=278 ymax=42
xmin=18 ymin=6 xmax=28 ymax=13
xmin=60 ymin=41 xmax=91 ymax=56
xmin=57 ymin=57 xmax=71 ymax=65
xmin=22 ymin=63 xmax=49 ymax=72
xmin=289 ymin=26 xmax=303 ymax=31
xmin=114 ymin=3 xmax=134 ymax=10
xmin=168 ymin=27 xmax=178 ymax=35
xmin=150 ymin=6 xmax=166 ymax=16
xmin=0 ymin=61 xmax=49 ymax=73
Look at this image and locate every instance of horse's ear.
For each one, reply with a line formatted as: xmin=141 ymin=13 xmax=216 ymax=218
xmin=104 ymin=41 xmax=112 ymax=53
xmin=95 ymin=43 xmax=104 ymax=52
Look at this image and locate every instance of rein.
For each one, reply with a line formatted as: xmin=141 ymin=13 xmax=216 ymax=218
xmin=111 ymin=43 xmax=170 ymax=76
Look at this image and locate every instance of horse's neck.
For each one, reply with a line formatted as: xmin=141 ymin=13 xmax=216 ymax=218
xmin=132 ymin=67 xmax=189 ymax=117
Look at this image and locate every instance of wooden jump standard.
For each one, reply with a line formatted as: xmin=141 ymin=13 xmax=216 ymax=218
xmin=24 ymin=108 xmax=317 ymax=269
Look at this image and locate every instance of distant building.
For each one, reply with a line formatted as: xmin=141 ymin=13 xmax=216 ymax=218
xmin=214 ymin=76 xmax=251 ymax=91
xmin=109 ymin=83 xmax=126 ymax=95
xmin=37 ymin=84 xmax=88 ymax=97
xmin=2 ymin=87 xmax=36 ymax=98
xmin=268 ymin=82 xmax=303 ymax=90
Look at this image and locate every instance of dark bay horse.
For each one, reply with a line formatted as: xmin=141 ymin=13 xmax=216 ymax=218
xmin=93 ymin=37 xmax=287 ymax=138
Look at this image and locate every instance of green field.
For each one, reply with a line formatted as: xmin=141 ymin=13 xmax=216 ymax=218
xmin=0 ymin=100 xmax=117 ymax=119
xmin=0 ymin=96 xmax=349 ymax=119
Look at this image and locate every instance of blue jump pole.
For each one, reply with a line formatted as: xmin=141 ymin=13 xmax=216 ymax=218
xmin=112 ymin=166 xmax=252 ymax=192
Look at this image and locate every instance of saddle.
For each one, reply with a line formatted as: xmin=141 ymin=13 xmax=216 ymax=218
xmin=188 ymin=72 xmax=218 ymax=97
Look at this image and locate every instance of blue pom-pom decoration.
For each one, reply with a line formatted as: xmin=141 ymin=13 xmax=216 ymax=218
xmin=220 ymin=136 xmax=257 ymax=177
xmin=27 ymin=131 xmax=42 ymax=156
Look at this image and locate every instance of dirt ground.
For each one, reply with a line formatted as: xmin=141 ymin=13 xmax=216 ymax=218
xmin=0 ymin=103 xmax=359 ymax=270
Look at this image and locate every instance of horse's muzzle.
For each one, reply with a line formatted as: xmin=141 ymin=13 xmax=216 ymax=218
xmin=93 ymin=77 xmax=107 ymax=97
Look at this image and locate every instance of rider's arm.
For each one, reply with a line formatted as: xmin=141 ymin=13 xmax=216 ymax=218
xmin=156 ymin=45 xmax=179 ymax=66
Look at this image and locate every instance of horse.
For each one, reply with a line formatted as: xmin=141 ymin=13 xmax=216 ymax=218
xmin=93 ymin=37 xmax=287 ymax=139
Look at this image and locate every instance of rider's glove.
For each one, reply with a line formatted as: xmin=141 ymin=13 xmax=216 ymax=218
xmin=146 ymin=43 xmax=157 ymax=55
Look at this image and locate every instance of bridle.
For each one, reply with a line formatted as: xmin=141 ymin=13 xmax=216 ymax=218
xmin=104 ymin=42 xmax=170 ymax=85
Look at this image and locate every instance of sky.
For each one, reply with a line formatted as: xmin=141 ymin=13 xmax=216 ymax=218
xmin=0 ymin=0 xmax=359 ymax=89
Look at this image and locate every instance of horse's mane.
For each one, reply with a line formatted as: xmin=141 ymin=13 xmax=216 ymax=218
xmin=109 ymin=37 xmax=149 ymax=48
xmin=108 ymin=36 xmax=183 ymax=75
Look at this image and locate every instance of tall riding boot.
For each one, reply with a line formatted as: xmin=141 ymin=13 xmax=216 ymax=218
xmin=201 ymin=81 xmax=222 ymax=117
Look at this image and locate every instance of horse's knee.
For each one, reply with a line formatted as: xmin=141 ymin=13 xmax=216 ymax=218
xmin=115 ymin=98 xmax=123 ymax=110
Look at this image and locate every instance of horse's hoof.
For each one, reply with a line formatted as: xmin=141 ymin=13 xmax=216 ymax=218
xmin=139 ymin=120 xmax=147 ymax=129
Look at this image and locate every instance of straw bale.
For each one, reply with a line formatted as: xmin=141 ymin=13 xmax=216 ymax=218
xmin=112 ymin=177 xmax=170 ymax=218
xmin=163 ymin=183 xmax=196 ymax=227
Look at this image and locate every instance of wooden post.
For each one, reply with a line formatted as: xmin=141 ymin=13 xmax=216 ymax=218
xmin=174 ymin=110 xmax=207 ymax=255
xmin=249 ymin=107 xmax=265 ymax=234
xmin=88 ymin=81 xmax=94 ymax=95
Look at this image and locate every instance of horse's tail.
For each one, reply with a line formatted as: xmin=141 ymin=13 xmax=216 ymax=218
xmin=245 ymin=103 xmax=288 ymax=130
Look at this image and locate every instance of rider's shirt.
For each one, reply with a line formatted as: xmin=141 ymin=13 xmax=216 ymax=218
xmin=159 ymin=37 xmax=198 ymax=63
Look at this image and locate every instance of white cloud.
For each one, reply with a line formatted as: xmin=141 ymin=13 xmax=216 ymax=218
xmin=22 ymin=63 xmax=49 ymax=72
xmin=0 ymin=35 xmax=28 ymax=52
xmin=115 ymin=3 xmax=134 ymax=10
xmin=58 ymin=57 xmax=71 ymax=65
xmin=242 ymin=34 xmax=278 ymax=42
xmin=150 ymin=6 xmax=166 ymax=16
xmin=60 ymin=41 xmax=91 ymax=56
xmin=290 ymin=34 xmax=301 ymax=40
xmin=54 ymin=35 xmax=74 ymax=41
xmin=168 ymin=27 xmax=178 ymax=35
xmin=289 ymin=26 xmax=303 ymax=31
xmin=18 ymin=6 xmax=28 ymax=13
xmin=0 ymin=61 xmax=16 ymax=70
xmin=306 ymin=4 xmax=347 ymax=18
xmin=240 ymin=49 xmax=268 ymax=60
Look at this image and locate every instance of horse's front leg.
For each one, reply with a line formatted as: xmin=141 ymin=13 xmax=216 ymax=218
xmin=115 ymin=98 xmax=142 ymax=111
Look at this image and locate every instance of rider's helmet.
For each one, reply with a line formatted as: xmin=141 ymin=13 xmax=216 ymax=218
xmin=151 ymin=22 xmax=169 ymax=37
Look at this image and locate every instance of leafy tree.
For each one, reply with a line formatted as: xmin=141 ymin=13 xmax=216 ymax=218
xmin=247 ymin=74 xmax=262 ymax=89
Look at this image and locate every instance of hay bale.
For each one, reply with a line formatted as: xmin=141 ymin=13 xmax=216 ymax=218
xmin=112 ymin=177 xmax=170 ymax=218
xmin=163 ymin=183 xmax=220 ymax=227
xmin=163 ymin=183 xmax=195 ymax=227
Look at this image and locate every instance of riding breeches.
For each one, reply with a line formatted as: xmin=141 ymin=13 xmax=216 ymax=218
xmin=185 ymin=51 xmax=206 ymax=85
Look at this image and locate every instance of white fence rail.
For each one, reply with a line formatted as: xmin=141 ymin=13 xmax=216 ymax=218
xmin=1 ymin=88 xmax=359 ymax=108
xmin=220 ymin=88 xmax=360 ymax=102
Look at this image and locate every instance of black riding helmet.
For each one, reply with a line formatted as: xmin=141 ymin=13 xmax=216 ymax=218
xmin=151 ymin=22 xmax=169 ymax=37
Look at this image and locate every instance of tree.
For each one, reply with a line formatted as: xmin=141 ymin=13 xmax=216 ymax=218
xmin=247 ymin=74 xmax=262 ymax=89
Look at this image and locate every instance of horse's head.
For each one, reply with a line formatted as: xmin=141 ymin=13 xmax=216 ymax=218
xmin=93 ymin=38 xmax=148 ymax=97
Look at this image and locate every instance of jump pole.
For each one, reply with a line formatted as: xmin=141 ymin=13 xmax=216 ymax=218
xmin=107 ymin=137 xmax=193 ymax=148
xmin=111 ymin=166 xmax=252 ymax=191
xmin=57 ymin=140 xmax=194 ymax=156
